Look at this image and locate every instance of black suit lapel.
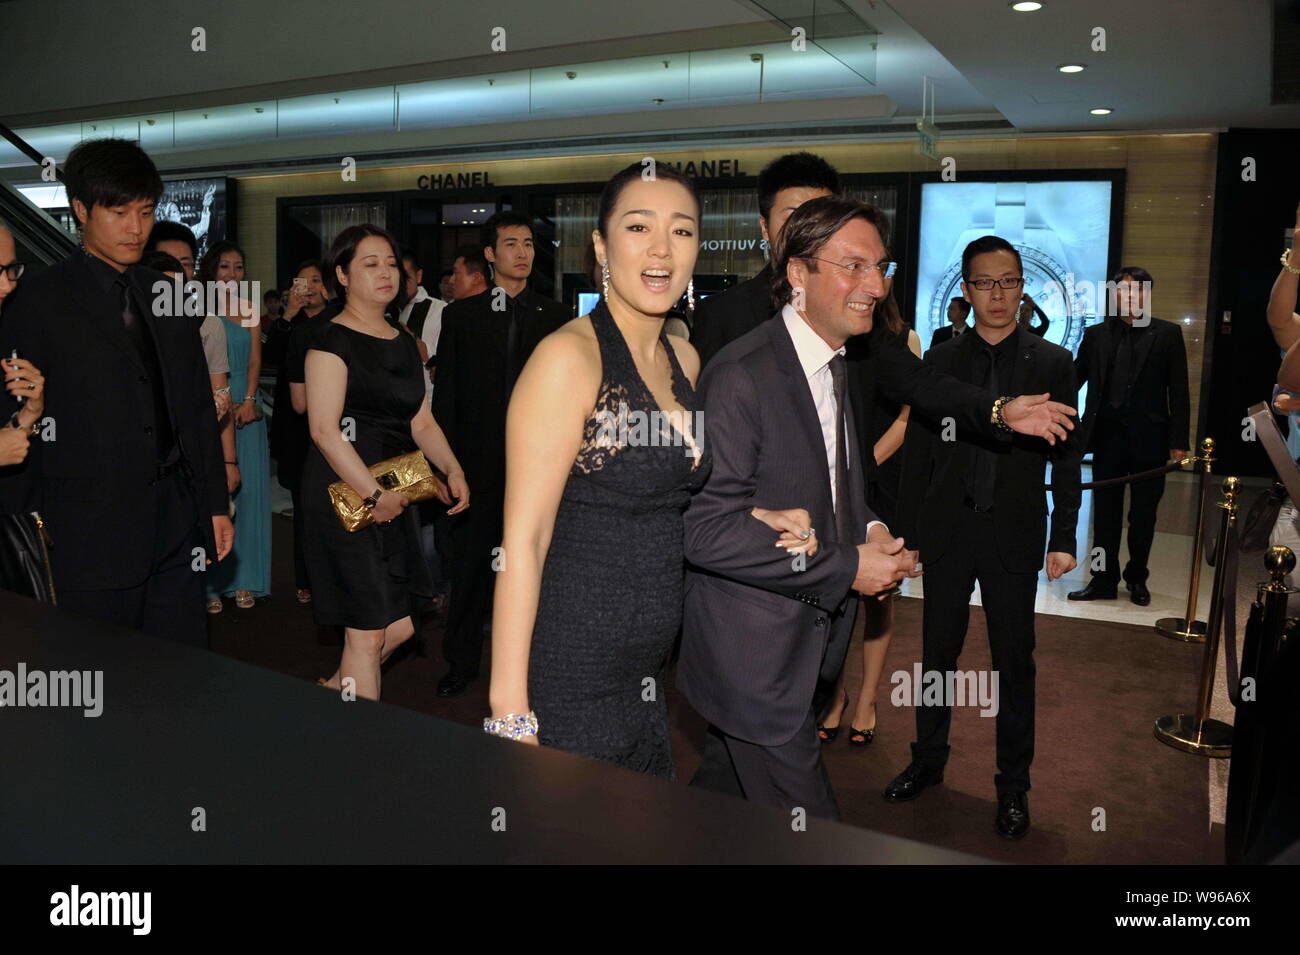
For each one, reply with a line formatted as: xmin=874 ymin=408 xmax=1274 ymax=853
xmin=68 ymin=256 xmax=148 ymax=376
xmin=130 ymin=269 xmax=185 ymax=419
xmin=769 ymin=317 xmax=836 ymax=517
xmin=1092 ymin=320 xmax=1113 ymax=400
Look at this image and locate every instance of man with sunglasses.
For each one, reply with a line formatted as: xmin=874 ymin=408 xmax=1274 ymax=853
xmin=683 ymin=205 xmax=1077 ymax=820
xmin=886 ymin=235 xmax=1081 ymax=839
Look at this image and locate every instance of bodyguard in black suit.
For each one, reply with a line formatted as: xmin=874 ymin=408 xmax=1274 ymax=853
xmin=887 ymin=236 xmax=1081 ymax=839
xmin=682 ymin=203 xmax=1078 ymax=820
xmin=691 ymin=152 xmax=841 ymax=367
xmin=927 ymin=296 xmax=971 ymax=352
xmin=691 ymin=264 xmax=775 ymax=367
xmin=0 ymin=139 xmax=231 ymax=646
xmin=1068 ymin=267 xmax=1190 ymax=605
xmin=432 ymin=214 xmax=570 ymax=695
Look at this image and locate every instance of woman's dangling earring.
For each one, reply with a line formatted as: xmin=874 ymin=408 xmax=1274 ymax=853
xmin=687 ymin=278 xmax=695 ymax=313
xmin=601 ymin=261 xmax=610 ymax=300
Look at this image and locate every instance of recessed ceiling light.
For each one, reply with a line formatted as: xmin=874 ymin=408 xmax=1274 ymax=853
xmin=1089 ymin=107 xmax=1113 ymax=115
xmin=1009 ymin=1 xmax=1043 ymax=11
xmin=1058 ymin=64 xmax=1085 ymax=73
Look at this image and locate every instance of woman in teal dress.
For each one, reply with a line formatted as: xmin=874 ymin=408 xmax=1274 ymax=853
xmin=200 ymin=241 xmax=272 ymax=610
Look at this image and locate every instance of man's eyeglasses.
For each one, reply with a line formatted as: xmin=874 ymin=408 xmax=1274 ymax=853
xmin=0 ymin=263 xmax=24 ymax=282
xmin=802 ymin=257 xmax=897 ymax=280
xmin=967 ymin=277 xmax=1024 ymax=291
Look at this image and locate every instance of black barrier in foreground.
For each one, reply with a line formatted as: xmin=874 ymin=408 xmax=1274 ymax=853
xmin=0 ymin=591 xmax=986 ymax=865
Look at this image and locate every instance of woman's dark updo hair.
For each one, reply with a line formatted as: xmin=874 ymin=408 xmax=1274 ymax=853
xmin=196 ymin=239 xmax=246 ymax=282
xmin=326 ymin=224 xmax=405 ymax=308
xmin=596 ymin=159 xmax=702 ymax=238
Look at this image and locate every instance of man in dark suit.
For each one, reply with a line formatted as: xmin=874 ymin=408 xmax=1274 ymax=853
xmin=691 ymin=152 xmax=840 ymax=367
xmin=887 ymin=235 xmax=1081 ymax=839
xmin=1067 ymin=267 xmax=1190 ymax=605
xmin=432 ymin=213 xmax=570 ymax=696
xmin=681 ymin=200 xmax=1078 ymax=820
xmin=0 ymin=138 xmax=231 ymax=645
xmin=928 ymin=296 xmax=971 ymax=351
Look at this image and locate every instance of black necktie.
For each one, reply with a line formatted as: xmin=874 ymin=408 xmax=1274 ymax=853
xmin=828 ymin=354 xmax=853 ymax=545
xmin=118 ymin=276 xmax=175 ymax=465
xmin=1108 ymin=323 xmax=1133 ymax=410
xmin=967 ymin=345 xmax=1001 ymax=510
xmin=117 ymin=276 xmax=148 ymax=355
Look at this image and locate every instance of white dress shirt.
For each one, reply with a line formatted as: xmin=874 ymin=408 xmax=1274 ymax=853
xmin=781 ymin=304 xmax=885 ymax=542
xmin=399 ymin=286 xmax=446 ymax=399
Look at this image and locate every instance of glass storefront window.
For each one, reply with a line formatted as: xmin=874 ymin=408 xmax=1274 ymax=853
xmin=555 ymin=183 xmax=896 ymax=300
xmin=286 ymin=200 xmax=387 ymax=256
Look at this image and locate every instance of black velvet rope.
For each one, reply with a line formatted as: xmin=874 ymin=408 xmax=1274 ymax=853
xmin=1043 ymin=458 xmax=1189 ymax=491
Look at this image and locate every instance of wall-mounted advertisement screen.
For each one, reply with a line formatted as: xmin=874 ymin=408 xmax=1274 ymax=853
xmin=17 ymin=176 xmax=234 ymax=263
xmin=914 ymin=178 xmax=1117 ymax=358
xmin=157 ymin=177 xmax=232 ymax=262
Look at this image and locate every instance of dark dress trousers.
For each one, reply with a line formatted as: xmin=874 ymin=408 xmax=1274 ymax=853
xmin=0 ymin=253 xmax=228 ymax=646
xmin=431 ymin=285 xmax=569 ymax=678
xmin=690 ymin=265 xmax=775 ymax=368
xmin=1074 ymin=316 xmax=1190 ymax=585
xmin=896 ymin=328 xmax=1081 ymax=794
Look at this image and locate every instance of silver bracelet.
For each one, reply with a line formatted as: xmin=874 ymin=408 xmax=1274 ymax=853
xmin=483 ymin=711 xmax=538 ymax=740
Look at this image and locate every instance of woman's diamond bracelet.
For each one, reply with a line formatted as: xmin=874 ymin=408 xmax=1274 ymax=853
xmin=483 ymin=711 xmax=538 ymax=740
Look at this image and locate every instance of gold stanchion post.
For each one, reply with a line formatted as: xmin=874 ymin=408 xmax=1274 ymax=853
xmin=1154 ymin=475 xmax=1238 ymax=756
xmin=1156 ymin=436 xmax=1215 ymax=642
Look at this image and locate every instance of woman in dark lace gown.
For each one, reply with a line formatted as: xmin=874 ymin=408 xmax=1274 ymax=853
xmin=526 ymin=298 xmax=708 ymax=776
xmin=486 ymin=163 xmax=707 ymax=777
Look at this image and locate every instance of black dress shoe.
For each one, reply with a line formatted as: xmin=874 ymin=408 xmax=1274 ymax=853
xmin=1127 ymin=581 xmax=1151 ymax=606
xmin=883 ymin=760 xmax=944 ymax=802
xmin=995 ymin=791 xmax=1030 ymax=839
xmin=436 ymin=672 xmax=474 ymax=697
xmin=1067 ymin=580 xmax=1118 ymax=601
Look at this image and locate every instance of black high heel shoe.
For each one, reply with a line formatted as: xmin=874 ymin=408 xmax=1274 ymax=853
xmin=848 ymin=702 xmax=877 ymax=747
xmin=817 ymin=690 xmax=850 ymax=743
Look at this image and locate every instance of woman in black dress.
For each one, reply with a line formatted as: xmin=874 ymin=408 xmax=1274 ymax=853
xmin=302 ymin=225 xmax=468 ymax=701
xmin=485 ymin=163 xmax=812 ymax=777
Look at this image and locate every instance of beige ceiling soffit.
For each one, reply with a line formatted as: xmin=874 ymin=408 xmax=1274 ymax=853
xmin=2 ymin=23 xmax=796 ymax=129
xmin=142 ymin=95 xmax=895 ymax=168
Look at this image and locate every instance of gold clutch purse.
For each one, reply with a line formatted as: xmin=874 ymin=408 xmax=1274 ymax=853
xmin=328 ymin=451 xmax=441 ymax=532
